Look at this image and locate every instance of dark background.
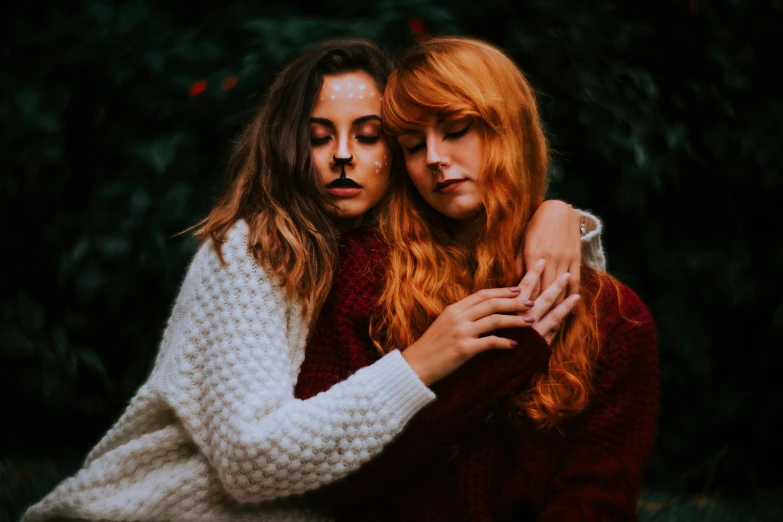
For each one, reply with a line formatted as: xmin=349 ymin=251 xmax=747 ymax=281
xmin=2 ymin=1 xmax=781 ymax=520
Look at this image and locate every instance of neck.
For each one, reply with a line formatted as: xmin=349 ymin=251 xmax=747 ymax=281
xmin=332 ymin=214 xmax=364 ymax=234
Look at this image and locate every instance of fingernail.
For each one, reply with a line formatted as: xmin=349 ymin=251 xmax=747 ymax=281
xmin=509 ymin=340 xmax=518 ymax=347
xmin=537 ymin=259 xmax=545 ymax=268
xmin=508 ymin=286 xmax=521 ymax=292
xmin=524 ymin=316 xmax=536 ymax=324
xmin=523 ymin=300 xmax=535 ymax=307
xmin=561 ymin=273 xmax=571 ymax=281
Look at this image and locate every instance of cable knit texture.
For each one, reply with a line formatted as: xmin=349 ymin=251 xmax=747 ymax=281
xmin=296 ymin=226 xmax=658 ymax=522
xmin=23 ymin=220 xmax=435 ymax=522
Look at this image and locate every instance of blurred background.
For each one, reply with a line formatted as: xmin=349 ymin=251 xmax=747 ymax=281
xmin=1 ymin=0 xmax=781 ymax=520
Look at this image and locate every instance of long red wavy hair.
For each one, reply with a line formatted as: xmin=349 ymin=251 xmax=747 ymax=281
xmin=374 ymin=37 xmax=612 ymax=429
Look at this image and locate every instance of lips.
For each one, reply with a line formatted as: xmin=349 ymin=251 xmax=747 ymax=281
xmin=328 ymin=178 xmax=362 ymax=189
xmin=327 ymin=187 xmax=362 ymax=197
xmin=434 ymin=179 xmax=466 ymax=194
xmin=327 ymin=177 xmax=363 ymax=197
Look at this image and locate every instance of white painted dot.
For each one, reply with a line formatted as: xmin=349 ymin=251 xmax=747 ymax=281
xmin=368 ymin=92 xmax=375 ymax=97
xmin=358 ymin=94 xmax=364 ymax=99
xmin=348 ymin=92 xmax=354 ymax=99
xmin=332 ymin=84 xmax=341 ymax=91
xmin=358 ymin=84 xmax=366 ymax=90
xmin=330 ymin=94 xmax=336 ymax=100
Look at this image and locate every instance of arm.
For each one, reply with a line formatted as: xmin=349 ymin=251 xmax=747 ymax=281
xmin=521 ymin=200 xmax=606 ymax=298
xmin=312 ymin=328 xmax=552 ymax=509
xmin=158 ymin=221 xmax=436 ymax=503
xmin=537 ymin=287 xmax=659 ymax=521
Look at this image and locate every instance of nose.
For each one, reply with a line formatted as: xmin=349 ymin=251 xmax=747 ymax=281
xmin=425 ymin=137 xmax=446 ymax=172
xmin=333 ymin=155 xmax=353 ymax=167
xmin=333 ymin=134 xmax=352 ymax=166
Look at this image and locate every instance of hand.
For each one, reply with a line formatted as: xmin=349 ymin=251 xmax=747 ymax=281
xmin=526 ymin=271 xmax=581 ymax=344
xmin=516 ymin=200 xmax=582 ymax=303
xmin=403 ymin=259 xmax=550 ymax=386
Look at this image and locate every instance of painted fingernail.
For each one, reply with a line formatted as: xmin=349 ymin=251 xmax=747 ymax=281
xmin=537 ymin=259 xmax=546 ymax=268
xmin=509 ymin=340 xmax=518 ymax=347
xmin=524 ymin=316 xmax=536 ymax=324
xmin=508 ymin=286 xmax=521 ymax=292
xmin=523 ymin=300 xmax=535 ymax=307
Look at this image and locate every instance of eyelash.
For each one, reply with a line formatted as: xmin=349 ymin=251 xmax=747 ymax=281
xmin=404 ymin=121 xmax=473 ymax=155
xmin=310 ymin=135 xmax=379 ymax=146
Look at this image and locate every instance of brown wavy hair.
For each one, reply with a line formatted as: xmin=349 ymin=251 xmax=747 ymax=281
xmin=375 ymin=37 xmax=614 ymax=430
xmin=193 ymin=39 xmax=392 ymax=320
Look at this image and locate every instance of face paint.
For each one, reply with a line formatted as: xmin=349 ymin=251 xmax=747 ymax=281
xmin=310 ymin=72 xmax=392 ymax=230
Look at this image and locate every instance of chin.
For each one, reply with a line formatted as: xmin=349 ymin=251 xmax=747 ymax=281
xmin=331 ymin=203 xmax=372 ymax=221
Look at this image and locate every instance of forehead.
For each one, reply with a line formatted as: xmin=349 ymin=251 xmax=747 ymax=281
xmin=397 ymin=113 xmax=463 ymax=137
xmin=311 ymin=71 xmax=382 ymax=122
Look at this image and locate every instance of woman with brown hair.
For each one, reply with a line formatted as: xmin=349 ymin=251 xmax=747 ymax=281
xmin=299 ymin=37 xmax=658 ymax=521
xmin=23 ymin=39 xmax=604 ymax=522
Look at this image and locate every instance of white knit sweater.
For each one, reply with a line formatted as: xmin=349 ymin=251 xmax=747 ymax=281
xmin=24 ymin=212 xmax=605 ymax=522
xmin=23 ymin=221 xmax=436 ymax=522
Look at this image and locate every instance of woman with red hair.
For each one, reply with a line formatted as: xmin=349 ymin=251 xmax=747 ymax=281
xmin=299 ymin=37 xmax=658 ymax=521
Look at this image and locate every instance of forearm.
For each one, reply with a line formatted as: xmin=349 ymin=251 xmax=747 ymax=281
xmin=313 ymin=328 xmax=551 ymax=508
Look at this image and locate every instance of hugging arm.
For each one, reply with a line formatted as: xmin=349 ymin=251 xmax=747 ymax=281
xmin=158 ymin=223 xmax=436 ymax=503
xmin=520 ymin=200 xmax=606 ymax=300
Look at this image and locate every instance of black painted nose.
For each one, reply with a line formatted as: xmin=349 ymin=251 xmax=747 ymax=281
xmin=333 ymin=155 xmax=353 ymax=166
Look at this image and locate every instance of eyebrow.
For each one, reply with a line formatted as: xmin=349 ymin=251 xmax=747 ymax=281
xmin=310 ymin=115 xmax=381 ymax=128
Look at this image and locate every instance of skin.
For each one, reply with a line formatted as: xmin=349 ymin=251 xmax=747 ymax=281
xmin=310 ymin=71 xmax=391 ymax=231
xmin=398 ymin=116 xmax=484 ymax=225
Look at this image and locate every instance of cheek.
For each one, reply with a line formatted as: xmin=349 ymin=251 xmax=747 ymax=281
xmin=405 ymin=159 xmax=430 ymax=192
xmin=311 ymin=148 xmax=332 ymax=183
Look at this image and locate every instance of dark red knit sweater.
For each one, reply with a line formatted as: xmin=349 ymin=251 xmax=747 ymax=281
xmin=295 ymin=227 xmax=659 ymax=522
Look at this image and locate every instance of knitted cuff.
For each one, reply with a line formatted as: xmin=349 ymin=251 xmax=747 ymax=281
xmin=360 ymin=349 xmax=436 ymax=421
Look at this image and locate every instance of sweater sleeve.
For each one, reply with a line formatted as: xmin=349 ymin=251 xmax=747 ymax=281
xmin=537 ymin=287 xmax=659 ymax=522
xmin=576 ymin=208 xmax=606 ymax=271
xmin=313 ymin=328 xmax=552 ymax=509
xmin=157 ymin=221 xmax=435 ymax=503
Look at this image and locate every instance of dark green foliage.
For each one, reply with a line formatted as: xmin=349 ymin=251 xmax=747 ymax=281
xmin=1 ymin=0 xmax=781 ymax=518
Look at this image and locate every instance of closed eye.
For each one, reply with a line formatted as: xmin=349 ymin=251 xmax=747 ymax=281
xmin=357 ymin=135 xmax=380 ymax=144
xmin=311 ymin=136 xmax=331 ymax=146
xmin=444 ymin=121 xmax=473 ymax=141
xmin=403 ymin=142 xmax=425 ymax=155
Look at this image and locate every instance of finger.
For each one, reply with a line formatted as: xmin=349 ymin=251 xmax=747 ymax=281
xmin=470 ymin=335 xmax=520 ymax=354
xmin=553 ymin=261 xmax=568 ymax=307
xmin=516 ymin=258 xmax=545 ymax=301
xmin=471 ymin=313 xmax=536 ymax=336
xmin=463 ymin=296 xmax=534 ymax=322
xmin=533 ymin=294 xmax=581 ymax=340
xmin=528 ymin=277 xmax=541 ymax=301
xmin=449 ymin=286 xmax=523 ymax=314
xmin=516 ymin=251 xmax=525 ymax=279
xmin=541 ymin=260 xmax=557 ymax=303
xmin=528 ymin=272 xmax=571 ymax=321
xmin=567 ymin=261 xmax=581 ymax=296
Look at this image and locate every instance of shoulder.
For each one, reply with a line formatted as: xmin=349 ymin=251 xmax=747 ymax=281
xmin=191 ymin=219 xmax=278 ymax=290
xmin=588 ymin=273 xmax=658 ymax=383
xmin=589 ymin=273 xmax=655 ymax=339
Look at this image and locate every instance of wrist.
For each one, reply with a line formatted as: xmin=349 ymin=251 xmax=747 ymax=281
xmin=402 ymin=343 xmax=434 ymax=386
